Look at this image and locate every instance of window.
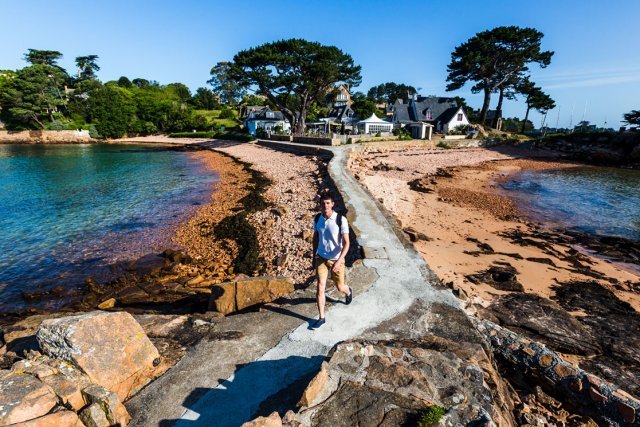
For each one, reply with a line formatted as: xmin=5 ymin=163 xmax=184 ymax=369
xmin=425 ymin=109 xmax=432 ymax=120
xmin=457 ymin=113 xmax=463 ymax=121
xmin=267 ymin=112 xmax=274 ymax=119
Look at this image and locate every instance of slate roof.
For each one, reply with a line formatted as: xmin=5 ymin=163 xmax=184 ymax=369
xmin=392 ymin=96 xmax=460 ymax=124
xmin=326 ymin=105 xmax=355 ymax=122
xmin=246 ymin=107 xmax=286 ymax=122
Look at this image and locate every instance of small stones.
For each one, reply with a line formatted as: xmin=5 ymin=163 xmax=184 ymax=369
xmin=538 ymin=354 xmax=554 ymax=368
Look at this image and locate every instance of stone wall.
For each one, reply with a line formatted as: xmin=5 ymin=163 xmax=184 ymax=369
xmin=266 ymin=134 xmax=293 ymax=142
xmin=292 ymin=136 xmax=342 ymax=146
xmin=0 ymin=130 xmax=95 ymax=144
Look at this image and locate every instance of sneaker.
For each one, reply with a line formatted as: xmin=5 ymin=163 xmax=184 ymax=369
xmin=311 ymin=318 xmax=326 ymax=329
xmin=346 ymin=287 xmax=353 ymax=305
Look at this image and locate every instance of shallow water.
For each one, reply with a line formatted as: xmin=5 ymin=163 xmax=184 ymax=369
xmin=501 ymin=166 xmax=640 ymax=241
xmin=0 ymin=144 xmax=216 ymax=312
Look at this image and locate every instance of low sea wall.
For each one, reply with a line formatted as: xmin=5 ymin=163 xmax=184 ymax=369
xmin=292 ymin=136 xmax=341 ymax=146
xmin=0 ymin=130 xmax=95 ymax=144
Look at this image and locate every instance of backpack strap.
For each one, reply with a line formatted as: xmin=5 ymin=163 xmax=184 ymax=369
xmin=336 ymin=213 xmax=343 ymax=230
xmin=314 ymin=212 xmax=344 ymax=230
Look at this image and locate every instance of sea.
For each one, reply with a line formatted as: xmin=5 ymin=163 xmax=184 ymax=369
xmin=500 ymin=165 xmax=640 ymax=242
xmin=0 ymin=143 xmax=216 ymax=313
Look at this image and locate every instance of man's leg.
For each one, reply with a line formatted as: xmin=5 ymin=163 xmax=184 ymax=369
xmin=316 ymin=259 xmax=329 ymax=319
xmin=330 ymin=261 xmax=350 ymax=296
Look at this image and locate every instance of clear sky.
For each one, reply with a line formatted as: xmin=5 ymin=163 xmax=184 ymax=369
xmin=2 ymin=0 xmax=639 ymax=128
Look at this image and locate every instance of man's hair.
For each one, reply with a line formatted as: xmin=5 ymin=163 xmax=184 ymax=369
xmin=320 ymin=193 xmax=335 ymax=203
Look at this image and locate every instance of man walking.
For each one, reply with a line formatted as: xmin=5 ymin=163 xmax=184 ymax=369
xmin=311 ymin=193 xmax=352 ymax=329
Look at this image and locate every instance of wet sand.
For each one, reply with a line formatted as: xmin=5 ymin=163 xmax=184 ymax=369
xmin=349 ymin=146 xmax=640 ymax=311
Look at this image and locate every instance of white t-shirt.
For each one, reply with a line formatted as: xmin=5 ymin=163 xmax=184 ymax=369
xmin=314 ymin=211 xmax=349 ymax=260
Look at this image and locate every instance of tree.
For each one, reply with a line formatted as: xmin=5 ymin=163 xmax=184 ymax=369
xmin=23 ymin=49 xmax=63 ymax=66
xmin=75 ymin=55 xmax=100 ymax=80
xmin=87 ymin=85 xmax=136 ymax=138
xmin=0 ymin=64 xmax=68 ymax=129
xmin=228 ymin=39 xmax=361 ymax=134
xmin=192 ymin=87 xmax=218 ymax=109
xmin=207 ymin=61 xmax=245 ymax=105
xmin=367 ymin=82 xmax=416 ymax=104
xmin=623 ymin=110 xmax=640 ymax=129
xmin=132 ymin=78 xmax=150 ymax=89
xmin=166 ymin=83 xmax=192 ymax=103
xmin=517 ymin=79 xmax=555 ymax=133
xmin=117 ymin=76 xmax=133 ymax=88
xmin=446 ymin=26 xmax=553 ymax=124
xmin=351 ymin=98 xmax=380 ymax=119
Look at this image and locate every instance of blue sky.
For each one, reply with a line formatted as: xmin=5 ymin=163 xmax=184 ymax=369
xmin=2 ymin=0 xmax=639 ymax=128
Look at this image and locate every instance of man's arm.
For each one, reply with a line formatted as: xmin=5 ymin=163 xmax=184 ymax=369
xmin=332 ymin=233 xmax=350 ymax=273
xmin=312 ymin=231 xmax=319 ymax=271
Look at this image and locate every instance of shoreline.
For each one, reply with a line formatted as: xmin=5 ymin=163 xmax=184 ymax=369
xmin=349 ymin=145 xmax=640 ymax=395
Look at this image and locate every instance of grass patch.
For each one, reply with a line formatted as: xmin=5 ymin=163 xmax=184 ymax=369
xmin=417 ymin=405 xmax=446 ymax=426
xmin=195 ymin=109 xmax=241 ymax=129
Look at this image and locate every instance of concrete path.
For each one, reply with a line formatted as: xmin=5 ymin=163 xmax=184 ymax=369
xmin=167 ymin=143 xmax=460 ymax=426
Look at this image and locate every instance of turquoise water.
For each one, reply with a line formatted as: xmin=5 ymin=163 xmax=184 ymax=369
xmin=501 ymin=166 xmax=640 ymax=241
xmin=0 ymin=144 xmax=216 ymax=312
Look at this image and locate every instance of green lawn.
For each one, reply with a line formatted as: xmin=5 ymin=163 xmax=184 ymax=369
xmin=195 ymin=109 xmax=241 ymax=129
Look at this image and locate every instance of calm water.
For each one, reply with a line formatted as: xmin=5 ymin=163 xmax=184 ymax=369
xmin=0 ymin=144 xmax=216 ymax=312
xmin=501 ymin=166 xmax=640 ymax=241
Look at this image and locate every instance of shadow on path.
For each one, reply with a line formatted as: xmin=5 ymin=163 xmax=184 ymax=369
xmin=162 ymin=355 xmax=325 ymax=427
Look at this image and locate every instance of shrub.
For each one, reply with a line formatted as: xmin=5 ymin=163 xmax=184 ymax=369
xmin=417 ymin=405 xmax=446 ymax=426
xmin=46 ymin=120 xmax=68 ymax=130
xmin=88 ymin=124 xmax=101 ymax=139
xmin=436 ymin=141 xmax=451 ymax=149
xmin=375 ymin=131 xmax=381 ymax=137
xmin=218 ymin=108 xmax=235 ymax=119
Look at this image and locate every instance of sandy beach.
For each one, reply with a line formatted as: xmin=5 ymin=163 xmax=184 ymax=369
xmin=349 ymin=145 xmax=640 ymax=311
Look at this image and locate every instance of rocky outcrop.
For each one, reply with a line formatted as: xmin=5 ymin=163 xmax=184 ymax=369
xmin=36 ymin=311 xmax=160 ymax=402
xmin=0 ymin=311 xmax=164 ymax=426
xmin=208 ymin=276 xmax=294 ymax=315
xmin=289 ymin=337 xmax=516 ymax=426
xmin=477 ymin=320 xmax=640 ymax=425
xmin=0 ymin=370 xmax=58 ymax=425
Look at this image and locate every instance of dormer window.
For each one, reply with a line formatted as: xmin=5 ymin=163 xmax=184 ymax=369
xmin=267 ymin=111 xmax=274 ymax=119
xmin=425 ymin=109 xmax=432 ymax=120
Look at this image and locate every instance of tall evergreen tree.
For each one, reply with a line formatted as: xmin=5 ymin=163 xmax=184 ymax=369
xmin=446 ymin=26 xmax=553 ymax=124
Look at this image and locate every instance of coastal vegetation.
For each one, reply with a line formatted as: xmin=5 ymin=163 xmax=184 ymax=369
xmin=0 ymin=49 xmax=240 ymax=138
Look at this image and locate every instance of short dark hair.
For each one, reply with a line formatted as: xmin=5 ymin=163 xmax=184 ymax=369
xmin=320 ymin=193 xmax=335 ymax=203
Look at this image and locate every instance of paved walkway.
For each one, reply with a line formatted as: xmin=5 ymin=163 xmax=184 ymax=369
xmin=128 ymin=141 xmax=461 ymax=426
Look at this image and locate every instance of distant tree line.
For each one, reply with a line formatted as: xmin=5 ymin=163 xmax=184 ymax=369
xmin=0 ymin=49 xmax=225 ymax=138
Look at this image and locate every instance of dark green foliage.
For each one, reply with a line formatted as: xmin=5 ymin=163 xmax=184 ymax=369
xmin=352 ymin=98 xmax=380 ymax=119
xmin=417 ymin=405 xmax=446 ymax=426
xmin=75 ymin=55 xmax=100 ymax=80
xmin=517 ymin=78 xmax=555 ymax=132
xmin=446 ymin=26 xmax=553 ymax=123
xmin=367 ymin=82 xmax=416 ymax=104
xmin=167 ymin=83 xmax=192 ymax=103
xmin=218 ymin=108 xmax=235 ymax=119
xmin=192 ymin=87 xmax=219 ymax=109
xmin=436 ymin=141 xmax=451 ymax=149
xmin=23 ymin=49 xmax=63 ymax=66
xmin=0 ymin=64 xmax=68 ymax=129
xmin=117 ymin=76 xmax=133 ymax=88
xmin=228 ymin=38 xmax=361 ymax=134
xmin=208 ymin=61 xmax=245 ymax=105
xmin=87 ymin=85 xmax=135 ymax=138
xmin=623 ymin=110 xmax=640 ymax=129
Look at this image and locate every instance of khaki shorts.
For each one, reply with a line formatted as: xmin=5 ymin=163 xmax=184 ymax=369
xmin=315 ymin=256 xmax=345 ymax=288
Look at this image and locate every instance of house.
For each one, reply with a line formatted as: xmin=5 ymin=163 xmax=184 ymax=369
xmin=331 ymin=84 xmax=352 ymax=107
xmin=325 ymin=105 xmax=355 ymax=124
xmin=391 ymin=96 xmax=469 ymax=133
xmin=243 ymin=106 xmax=290 ymax=136
xmin=356 ymin=114 xmax=394 ymax=135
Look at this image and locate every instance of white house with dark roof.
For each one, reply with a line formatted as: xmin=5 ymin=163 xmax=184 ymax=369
xmin=243 ymin=106 xmax=290 ymax=136
xmin=391 ymin=96 xmax=469 ymax=133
